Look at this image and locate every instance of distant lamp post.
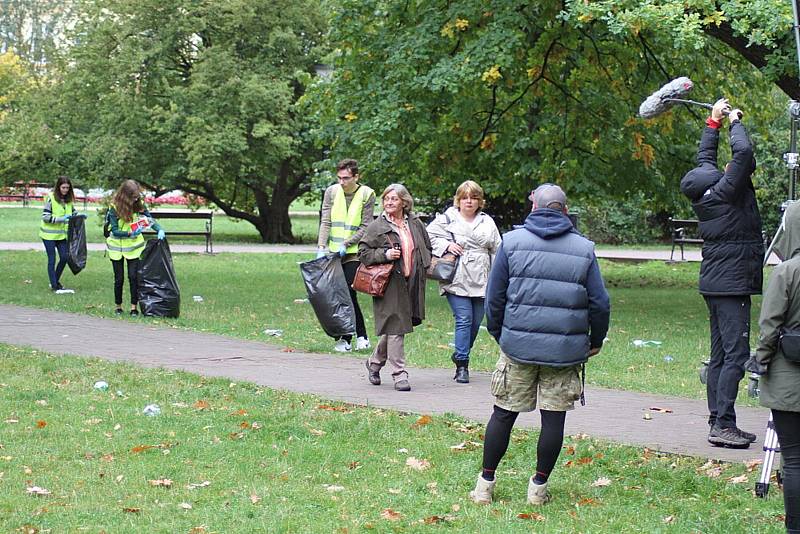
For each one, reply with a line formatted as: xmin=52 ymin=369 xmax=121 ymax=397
xmin=313 ymin=63 xmax=334 ymax=80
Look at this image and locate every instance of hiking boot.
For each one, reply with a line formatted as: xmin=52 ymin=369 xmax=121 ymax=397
xmin=355 ymin=337 xmax=371 ymax=351
xmin=708 ymin=425 xmax=750 ymax=449
xmin=454 ymin=364 xmax=470 ymax=384
xmin=365 ymin=360 xmax=380 ymax=386
xmin=394 ymin=379 xmax=411 ymax=392
xmin=469 ymin=474 xmax=495 ymax=504
xmin=527 ymin=478 xmax=551 ymax=505
xmin=333 ymin=339 xmax=352 ymax=352
xmin=736 ymin=427 xmax=757 ymax=443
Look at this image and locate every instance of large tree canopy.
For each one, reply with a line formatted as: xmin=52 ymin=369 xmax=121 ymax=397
xmin=0 ymin=0 xmax=328 ymax=242
xmin=310 ymin=0 xmax=791 ymax=226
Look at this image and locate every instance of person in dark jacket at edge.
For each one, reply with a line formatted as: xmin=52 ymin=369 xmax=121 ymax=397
xmin=468 ymin=184 xmax=610 ymax=506
xmin=680 ymin=98 xmax=763 ymax=449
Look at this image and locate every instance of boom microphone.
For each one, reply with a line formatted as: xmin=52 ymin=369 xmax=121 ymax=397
xmin=639 ymin=77 xmax=715 ymax=119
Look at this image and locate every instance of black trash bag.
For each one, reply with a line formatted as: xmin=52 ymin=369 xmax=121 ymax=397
xmin=299 ymin=254 xmax=356 ymax=337
xmin=137 ymin=239 xmax=180 ymax=318
xmin=67 ymin=216 xmax=88 ymax=275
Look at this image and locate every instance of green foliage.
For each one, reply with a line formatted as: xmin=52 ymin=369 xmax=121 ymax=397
xmin=0 ymin=0 xmax=329 ymax=242
xmin=577 ymin=193 xmax=665 ymax=245
xmin=308 ymin=0 xmax=786 ymax=227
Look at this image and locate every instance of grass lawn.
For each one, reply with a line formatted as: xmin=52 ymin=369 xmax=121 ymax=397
xmin=0 ymin=344 xmax=785 ymax=533
xmin=0 ymin=207 xmax=320 ymax=245
xmin=0 ymin=250 xmax=763 ymax=404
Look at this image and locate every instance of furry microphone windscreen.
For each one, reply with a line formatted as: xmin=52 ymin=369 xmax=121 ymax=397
xmin=639 ymin=77 xmax=694 ymax=119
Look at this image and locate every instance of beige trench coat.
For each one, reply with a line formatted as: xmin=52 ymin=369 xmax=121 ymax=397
xmin=426 ymin=206 xmax=501 ymax=297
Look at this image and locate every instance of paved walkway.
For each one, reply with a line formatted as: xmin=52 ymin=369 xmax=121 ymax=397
xmin=0 ymin=304 xmax=770 ymax=463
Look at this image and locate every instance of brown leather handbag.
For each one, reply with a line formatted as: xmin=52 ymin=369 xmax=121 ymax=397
xmin=352 ymin=235 xmax=397 ymax=297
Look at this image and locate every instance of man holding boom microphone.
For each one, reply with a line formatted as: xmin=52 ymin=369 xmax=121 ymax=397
xmin=680 ymin=98 xmax=763 ymax=449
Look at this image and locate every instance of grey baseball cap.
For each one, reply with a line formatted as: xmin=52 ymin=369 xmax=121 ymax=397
xmin=530 ymin=183 xmax=567 ymax=210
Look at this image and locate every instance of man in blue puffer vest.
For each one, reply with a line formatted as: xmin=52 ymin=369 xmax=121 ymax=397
xmin=469 ymin=183 xmax=610 ymax=506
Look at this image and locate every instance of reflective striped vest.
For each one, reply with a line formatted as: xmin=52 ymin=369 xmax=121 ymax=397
xmin=328 ymin=184 xmax=374 ymax=253
xmin=39 ymin=192 xmax=73 ymax=241
xmin=106 ymin=207 xmax=146 ymax=260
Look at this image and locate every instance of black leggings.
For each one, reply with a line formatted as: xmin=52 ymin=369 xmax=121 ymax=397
xmin=772 ymin=410 xmax=800 ymax=533
xmin=112 ymin=258 xmax=140 ymax=306
xmin=482 ymin=405 xmax=566 ymax=480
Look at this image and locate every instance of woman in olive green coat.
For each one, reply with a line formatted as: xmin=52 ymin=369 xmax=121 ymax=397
xmin=359 ymin=184 xmax=431 ymax=392
xmin=753 ymin=200 xmax=800 ymax=534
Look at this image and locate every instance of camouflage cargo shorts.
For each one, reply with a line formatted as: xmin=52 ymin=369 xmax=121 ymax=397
xmin=491 ymin=352 xmax=583 ymax=412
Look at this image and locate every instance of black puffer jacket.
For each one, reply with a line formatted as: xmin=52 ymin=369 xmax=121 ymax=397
xmin=680 ymin=122 xmax=763 ymax=296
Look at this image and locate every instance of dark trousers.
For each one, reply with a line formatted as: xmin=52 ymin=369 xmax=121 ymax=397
xmin=773 ymin=410 xmax=800 ymax=533
xmin=43 ymin=239 xmax=68 ymax=289
xmin=704 ymin=295 xmax=751 ymax=429
xmin=112 ymin=258 xmax=140 ymax=306
xmin=338 ymin=260 xmax=367 ymax=342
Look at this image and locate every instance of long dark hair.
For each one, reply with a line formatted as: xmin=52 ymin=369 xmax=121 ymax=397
xmin=53 ymin=176 xmax=74 ymax=203
xmin=112 ymin=179 xmax=145 ymax=222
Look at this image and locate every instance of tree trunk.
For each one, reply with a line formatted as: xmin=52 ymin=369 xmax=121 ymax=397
xmin=256 ymin=202 xmax=295 ymax=243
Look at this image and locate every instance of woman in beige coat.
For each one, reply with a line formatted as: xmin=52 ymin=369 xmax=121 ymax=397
xmin=359 ymin=184 xmax=432 ymax=392
xmin=427 ymin=180 xmax=501 ymax=383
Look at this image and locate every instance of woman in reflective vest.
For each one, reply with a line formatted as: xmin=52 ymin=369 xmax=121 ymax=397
xmin=40 ymin=176 xmax=82 ymax=292
xmin=106 ymin=179 xmax=165 ymax=316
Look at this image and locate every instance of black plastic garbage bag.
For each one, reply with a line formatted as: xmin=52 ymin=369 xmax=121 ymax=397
xmin=137 ymin=239 xmax=180 ymax=318
xmin=299 ymin=254 xmax=356 ymax=337
xmin=67 ymin=216 xmax=88 ymax=275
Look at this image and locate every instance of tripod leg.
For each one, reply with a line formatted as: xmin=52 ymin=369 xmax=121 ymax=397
xmin=756 ymin=413 xmax=781 ymax=498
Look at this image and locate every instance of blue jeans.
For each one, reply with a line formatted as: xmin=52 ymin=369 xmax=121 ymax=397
xmin=43 ymin=239 xmax=69 ymax=289
xmin=445 ymin=293 xmax=485 ymax=363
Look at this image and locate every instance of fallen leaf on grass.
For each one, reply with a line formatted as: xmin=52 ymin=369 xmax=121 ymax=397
xmin=577 ymin=498 xmax=599 ymax=506
xmin=148 ymin=478 xmax=173 ymax=488
xmin=577 ymin=456 xmax=593 ymax=465
xmin=649 ymin=406 xmax=673 ymax=413
xmin=663 ymin=515 xmax=675 ymax=524
xmin=187 ymin=481 xmax=211 ymax=490
xmin=131 ymin=445 xmax=154 ymax=454
xmin=280 ymin=347 xmax=295 ymax=353
xmin=449 ymin=441 xmax=482 ymax=451
xmin=381 ymin=509 xmax=402 ymax=521
xmin=324 ymin=485 xmax=345 ymax=492
xmin=422 ymin=515 xmax=447 ymax=524
xmin=18 ymin=525 xmax=37 ymax=534
xmin=180 ymin=502 xmax=193 ymax=510
xmin=317 ymin=404 xmax=351 ymax=413
xmin=406 ymin=457 xmax=431 ymax=471
xmin=388 ymin=488 xmax=401 ymax=495
xmin=564 ymin=445 xmax=575 ymax=455
xmin=188 ymin=527 xmax=208 ymax=534
xmin=35 ymin=400 xmax=47 ymax=406
xmin=591 ymin=477 xmax=612 ymax=487
xmin=230 ymin=409 xmax=248 ymax=416
xmin=728 ymin=474 xmax=749 ymax=484
xmin=122 ymin=507 xmax=141 ymax=513
xmin=745 ymin=459 xmax=763 ymax=472
xmin=250 ymin=493 xmax=261 ymax=504
xmin=193 ymin=400 xmax=210 ymax=410
xmin=308 ymin=428 xmax=326 ymax=436
xmin=517 ymin=512 xmax=545 ymax=520
xmin=26 ymin=486 xmax=51 ymax=496
xmin=348 ymin=461 xmax=361 ymax=470
xmin=115 ymin=475 xmax=124 ymax=483
xmin=412 ymin=415 xmax=432 ymax=428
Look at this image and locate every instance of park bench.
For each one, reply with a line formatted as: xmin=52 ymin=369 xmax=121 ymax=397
xmin=2 ymin=181 xmax=51 ymax=207
xmin=668 ymin=217 xmax=703 ymax=262
xmin=146 ymin=211 xmax=214 ymax=253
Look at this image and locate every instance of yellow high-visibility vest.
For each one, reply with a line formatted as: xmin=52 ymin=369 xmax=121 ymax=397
xmin=39 ymin=192 xmax=73 ymax=241
xmin=106 ymin=207 xmax=146 ymax=260
xmin=328 ymin=184 xmax=374 ymax=253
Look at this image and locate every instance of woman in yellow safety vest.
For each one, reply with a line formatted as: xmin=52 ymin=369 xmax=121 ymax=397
xmin=40 ymin=176 xmax=84 ymax=292
xmin=106 ymin=179 xmax=165 ymax=316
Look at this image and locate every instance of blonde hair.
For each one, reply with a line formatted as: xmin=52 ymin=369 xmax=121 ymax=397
xmin=381 ymin=183 xmax=414 ymax=215
xmin=453 ymin=180 xmax=485 ymax=211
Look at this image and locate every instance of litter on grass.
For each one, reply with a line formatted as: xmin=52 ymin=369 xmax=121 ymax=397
xmin=93 ymin=381 xmax=109 ymax=391
xmin=142 ymin=404 xmax=161 ymax=416
xmin=192 ymin=295 xmax=204 ymax=302
xmin=263 ymin=329 xmax=283 ymax=337
xmin=632 ymin=339 xmax=662 ymax=347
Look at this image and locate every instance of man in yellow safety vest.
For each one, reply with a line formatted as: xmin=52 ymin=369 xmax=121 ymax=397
xmin=316 ymin=159 xmax=376 ymax=352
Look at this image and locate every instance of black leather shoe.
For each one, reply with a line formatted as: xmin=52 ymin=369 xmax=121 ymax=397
xmin=365 ymin=360 xmax=380 ymax=386
xmin=454 ymin=365 xmax=470 ymax=384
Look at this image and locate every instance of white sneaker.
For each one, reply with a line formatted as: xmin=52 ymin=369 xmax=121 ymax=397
xmin=333 ymin=340 xmax=352 ymax=352
xmin=527 ymin=478 xmax=550 ymax=505
xmin=355 ymin=337 xmax=371 ymax=351
xmin=468 ymin=474 xmax=495 ymax=504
